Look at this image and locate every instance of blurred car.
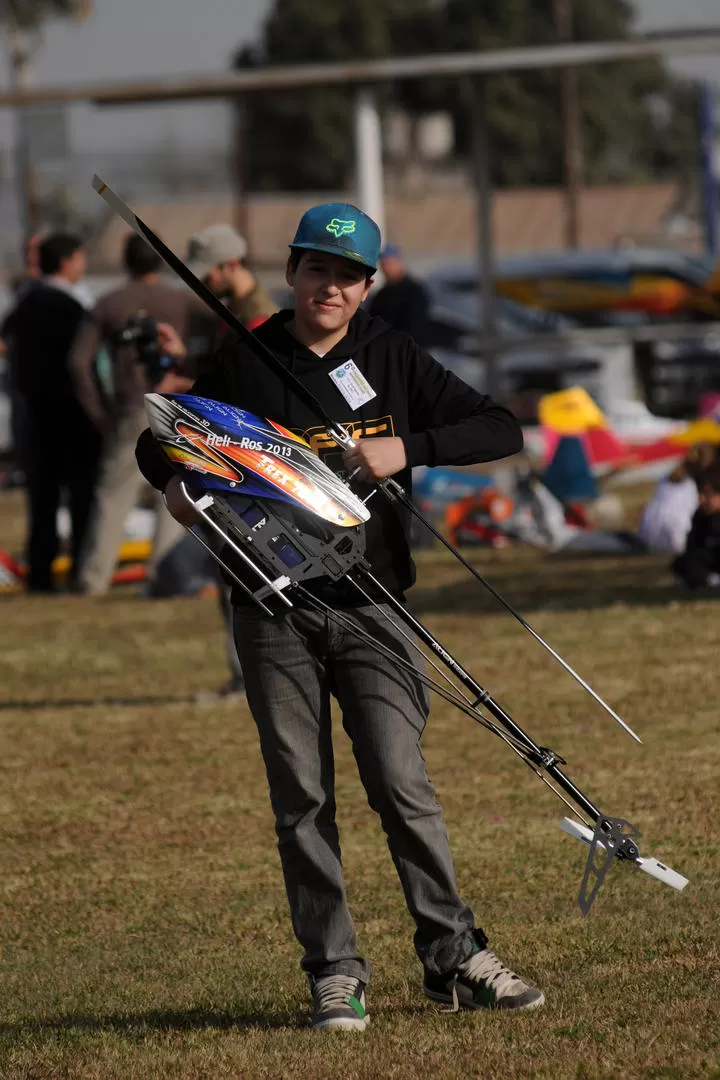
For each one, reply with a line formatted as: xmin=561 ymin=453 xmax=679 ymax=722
xmin=488 ymin=251 xmax=720 ymax=419
xmin=422 ymin=259 xmax=720 ymax=421
xmin=492 ymin=247 xmax=720 ymax=320
xmin=421 ymin=261 xmax=627 ymax=418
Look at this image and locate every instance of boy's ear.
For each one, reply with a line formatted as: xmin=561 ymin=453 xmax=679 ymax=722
xmin=362 ymin=275 xmax=375 ymax=300
xmin=285 ymin=256 xmax=295 ymax=287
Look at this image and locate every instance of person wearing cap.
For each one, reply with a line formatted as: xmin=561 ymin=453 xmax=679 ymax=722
xmin=71 ymin=233 xmax=200 ymax=595
xmin=369 ymin=243 xmax=431 ymax=345
xmin=136 ymin=203 xmax=540 ymax=1031
xmin=185 ymin=223 xmax=276 ymax=343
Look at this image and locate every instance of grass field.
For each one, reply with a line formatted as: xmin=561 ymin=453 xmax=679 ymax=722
xmin=1 ymin=489 xmax=719 ymax=1079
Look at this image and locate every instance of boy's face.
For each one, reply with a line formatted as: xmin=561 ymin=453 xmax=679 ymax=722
xmin=286 ymin=251 xmax=372 ymax=334
xmin=698 ymin=484 xmax=720 ymax=515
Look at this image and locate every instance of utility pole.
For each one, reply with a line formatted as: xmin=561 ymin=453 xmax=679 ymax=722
xmin=233 ymin=97 xmax=251 ymax=255
xmin=469 ymin=76 xmax=500 ymax=400
xmin=554 ymin=0 xmax=583 ymax=249
xmin=4 ymin=7 xmax=41 ymax=237
xmin=354 ymin=87 xmax=385 ymax=240
xmin=700 ymin=83 xmax=719 ymax=258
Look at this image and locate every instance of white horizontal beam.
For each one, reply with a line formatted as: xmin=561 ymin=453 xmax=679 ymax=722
xmin=0 ymin=31 xmax=719 ymax=108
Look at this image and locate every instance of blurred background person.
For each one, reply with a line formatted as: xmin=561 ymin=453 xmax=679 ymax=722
xmin=637 ymin=443 xmax=718 ymax=554
xmin=672 ymin=461 xmax=720 ymax=589
xmin=0 ymin=231 xmax=47 ymax=490
xmin=71 ymin=233 xmax=202 ymax=596
xmin=185 ymin=224 xmax=276 ymax=355
xmin=368 ymin=244 xmax=430 ymax=345
xmin=1 ymin=232 xmax=99 ymax=592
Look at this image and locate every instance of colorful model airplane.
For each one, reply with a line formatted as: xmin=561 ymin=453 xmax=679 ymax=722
xmin=494 ymin=249 xmax=720 ymax=320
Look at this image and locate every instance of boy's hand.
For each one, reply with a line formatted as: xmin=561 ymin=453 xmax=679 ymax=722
xmin=164 ymin=474 xmax=202 ymax=526
xmin=154 ymin=371 xmax=193 ymax=395
xmin=342 ymin=437 xmax=408 ymax=483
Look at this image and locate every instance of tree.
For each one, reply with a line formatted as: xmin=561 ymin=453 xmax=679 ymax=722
xmin=1 ymin=1 xmax=94 ymax=230
xmin=234 ymin=0 xmax=698 ymax=192
xmin=234 ymin=0 xmax=441 ymax=191
xmin=2 ymin=0 xmax=93 ymax=79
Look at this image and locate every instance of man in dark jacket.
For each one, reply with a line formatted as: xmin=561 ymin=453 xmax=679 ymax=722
xmin=2 ymin=232 xmax=99 ymax=591
xmin=368 ymin=243 xmax=430 ymax=344
xmin=136 ymin=203 xmax=541 ymax=1031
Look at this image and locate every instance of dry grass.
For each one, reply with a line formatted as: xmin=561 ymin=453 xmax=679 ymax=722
xmin=1 ymin=491 xmax=719 ymax=1079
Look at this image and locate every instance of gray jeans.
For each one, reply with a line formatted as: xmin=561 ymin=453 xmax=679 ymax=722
xmin=233 ymin=602 xmax=477 ymax=983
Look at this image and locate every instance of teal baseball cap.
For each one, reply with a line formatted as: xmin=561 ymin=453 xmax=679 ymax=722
xmin=290 ymin=202 xmax=381 ymax=271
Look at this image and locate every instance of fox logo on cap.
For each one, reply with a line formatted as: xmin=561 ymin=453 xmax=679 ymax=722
xmin=326 ymin=218 xmax=356 ymax=238
xmin=290 ymin=203 xmax=380 ymax=269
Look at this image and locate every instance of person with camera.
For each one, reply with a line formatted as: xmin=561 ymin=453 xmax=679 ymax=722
xmin=71 ymin=234 xmax=200 ymax=595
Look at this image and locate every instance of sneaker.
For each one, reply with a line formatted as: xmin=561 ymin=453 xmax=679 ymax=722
xmin=310 ymin=975 xmax=369 ymax=1032
xmin=424 ymin=947 xmax=544 ymax=1012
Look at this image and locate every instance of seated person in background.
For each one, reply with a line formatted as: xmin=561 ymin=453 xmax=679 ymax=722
xmin=672 ymin=461 xmax=720 ymax=588
xmin=637 ymin=443 xmax=717 ymax=554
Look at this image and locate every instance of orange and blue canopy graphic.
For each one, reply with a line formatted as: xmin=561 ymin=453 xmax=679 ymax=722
xmin=144 ymin=393 xmax=370 ymax=529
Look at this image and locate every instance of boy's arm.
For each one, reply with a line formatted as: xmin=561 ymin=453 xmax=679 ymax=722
xmin=404 ymin=344 xmax=524 ymax=467
xmin=134 ymin=354 xmax=233 ymax=492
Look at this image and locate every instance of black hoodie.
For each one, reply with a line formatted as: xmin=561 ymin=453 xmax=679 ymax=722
xmin=135 ymin=309 xmax=523 ymax=603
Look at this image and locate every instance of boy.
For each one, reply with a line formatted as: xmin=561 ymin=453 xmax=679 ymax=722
xmin=136 ymin=203 xmax=543 ymax=1031
xmin=672 ymin=460 xmax=720 ymax=588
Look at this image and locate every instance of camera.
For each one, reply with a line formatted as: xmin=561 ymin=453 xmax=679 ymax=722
xmin=114 ymin=312 xmax=173 ymax=385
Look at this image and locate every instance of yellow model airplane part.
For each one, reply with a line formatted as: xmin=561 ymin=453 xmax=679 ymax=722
xmin=496 ymin=274 xmax=720 ymax=317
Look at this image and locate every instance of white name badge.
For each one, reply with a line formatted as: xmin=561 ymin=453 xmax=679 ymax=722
xmin=328 ymin=359 xmax=377 ymax=410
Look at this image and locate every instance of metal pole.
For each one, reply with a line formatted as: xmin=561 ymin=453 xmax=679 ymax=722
xmin=353 ymin=86 xmax=385 ymax=239
xmin=233 ymin=96 xmax=251 ymax=255
xmin=554 ymin=0 xmax=583 ymax=249
xmin=700 ymin=82 xmax=718 ymax=258
xmin=469 ymin=76 xmax=499 ymax=399
xmin=4 ymin=32 xmax=720 ymax=108
xmin=6 ymin=16 xmax=40 ymax=237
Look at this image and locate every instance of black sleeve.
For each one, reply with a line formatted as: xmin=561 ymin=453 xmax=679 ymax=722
xmin=0 ymin=306 xmax=15 ymax=340
xmin=403 ymin=343 xmax=524 ymax=467
xmin=683 ymin=509 xmax=705 ymax=551
xmin=135 ymin=353 xmax=233 ymax=491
